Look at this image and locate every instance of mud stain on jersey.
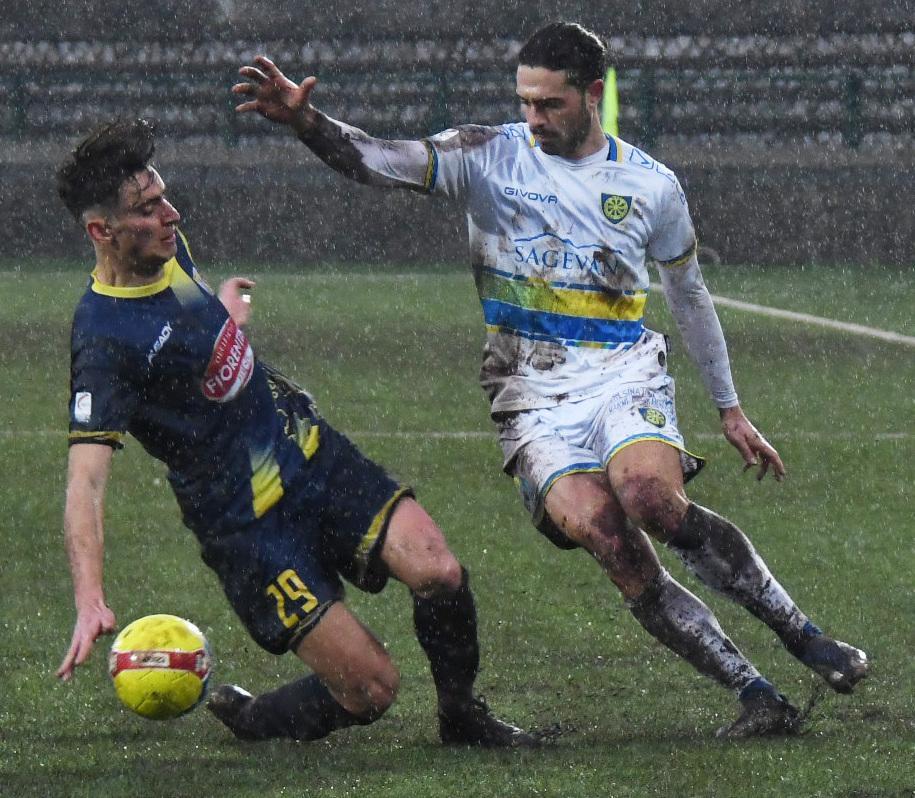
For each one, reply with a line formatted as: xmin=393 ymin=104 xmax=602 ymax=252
xmin=529 ymin=341 xmax=566 ymax=371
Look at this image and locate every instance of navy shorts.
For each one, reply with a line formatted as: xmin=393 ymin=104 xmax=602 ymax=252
xmin=201 ymin=420 xmax=412 ymax=655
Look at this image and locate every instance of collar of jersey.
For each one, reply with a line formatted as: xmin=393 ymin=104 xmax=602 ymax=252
xmin=542 ymin=138 xmax=614 ymax=168
xmin=90 ymin=258 xmax=176 ymax=298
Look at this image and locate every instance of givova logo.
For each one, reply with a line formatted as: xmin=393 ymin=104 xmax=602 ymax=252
xmin=503 ymin=186 xmax=558 ymax=204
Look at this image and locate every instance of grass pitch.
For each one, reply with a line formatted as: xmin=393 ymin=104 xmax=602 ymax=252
xmin=0 ymin=259 xmax=912 ymax=798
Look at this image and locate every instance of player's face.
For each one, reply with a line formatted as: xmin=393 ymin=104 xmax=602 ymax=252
xmin=108 ymin=168 xmax=181 ymax=278
xmin=516 ymin=66 xmax=595 ymax=157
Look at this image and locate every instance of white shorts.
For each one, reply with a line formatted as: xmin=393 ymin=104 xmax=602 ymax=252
xmin=496 ymin=331 xmax=704 ymax=541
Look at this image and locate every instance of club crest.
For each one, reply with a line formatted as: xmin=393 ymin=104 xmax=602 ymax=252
xmin=639 ymin=407 xmax=666 ymax=427
xmin=601 ymin=193 xmax=631 ymax=224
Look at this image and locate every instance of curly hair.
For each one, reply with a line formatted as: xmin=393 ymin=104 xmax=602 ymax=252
xmin=56 ymin=118 xmax=157 ymax=220
xmin=518 ymin=22 xmax=609 ymax=89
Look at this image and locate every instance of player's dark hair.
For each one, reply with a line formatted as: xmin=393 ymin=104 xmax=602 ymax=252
xmin=56 ymin=118 xmax=157 ymax=220
xmin=518 ymin=22 xmax=608 ymax=89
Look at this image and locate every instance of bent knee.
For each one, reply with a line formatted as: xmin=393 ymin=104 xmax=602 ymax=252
xmin=554 ymin=495 xmax=624 ymax=552
xmin=614 ymin=473 xmax=687 ymax=534
xmin=346 ymin=663 xmax=401 ymax=720
xmin=412 ymin=550 xmax=464 ymax=598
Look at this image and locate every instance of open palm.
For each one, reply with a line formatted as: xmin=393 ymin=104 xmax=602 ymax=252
xmin=233 ymin=56 xmax=317 ymax=127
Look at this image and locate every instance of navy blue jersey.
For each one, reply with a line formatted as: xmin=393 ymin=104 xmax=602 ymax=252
xmin=68 ymin=233 xmax=322 ymax=541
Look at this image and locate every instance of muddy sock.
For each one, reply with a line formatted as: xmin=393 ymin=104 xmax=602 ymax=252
xmin=627 ymin=569 xmax=760 ymax=693
xmin=412 ymin=566 xmax=480 ymax=709
xmin=239 ymin=675 xmax=371 ymax=741
xmin=667 ymin=503 xmax=819 ymax=655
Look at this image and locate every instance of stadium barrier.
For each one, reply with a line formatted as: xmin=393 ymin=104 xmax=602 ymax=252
xmin=1 ymin=36 xmax=913 ymax=144
xmin=2 ymin=36 xmax=912 ymax=267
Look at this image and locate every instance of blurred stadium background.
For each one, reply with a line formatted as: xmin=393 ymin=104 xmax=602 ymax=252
xmin=1 ymin=0 xmax=912 ymax=267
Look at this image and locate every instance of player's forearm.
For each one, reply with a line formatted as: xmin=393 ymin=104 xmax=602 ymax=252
xmin=659 ymin=255 xmax=738 ymax=408
xmin=295 ymin=111 xmax=431 ymax=190
xmin=63 ymin=475 xmax=108 ymax=610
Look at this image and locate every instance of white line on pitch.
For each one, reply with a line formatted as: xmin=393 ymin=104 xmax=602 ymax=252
xmin=646 ymin=282 xmax=915 ymax=346
xmin=710 ymin=293 xmax=915 ymax=346
xmin=5 ymin=429 xmax=910 ymax=441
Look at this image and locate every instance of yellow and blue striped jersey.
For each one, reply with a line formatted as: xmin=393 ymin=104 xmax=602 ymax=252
xmin=425 ymin=123 xmax=697 ymax=412
xmin=68 ymin=233 xmax=321 ymax=540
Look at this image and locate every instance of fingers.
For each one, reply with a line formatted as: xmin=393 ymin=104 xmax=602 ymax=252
xmin=234 ymin=100 xmax=260 ymax=114
xmin=254 ymin=55 xmax=282 ymax=75
xmin=741 ymin=437 xmax=786 ymax=482
xmin=238 ymin=65 xmax=269 ymax=83
xmin=57 ymin=634 xmax=91 ymax=681
xmin=56 ymin=644 xmax=79 ymax=681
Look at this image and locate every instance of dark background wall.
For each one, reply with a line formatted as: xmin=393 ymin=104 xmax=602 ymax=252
xmin=5 ymin=146 xmax=911 ymax=267
xmin=5 ymin=0 xmax=914 ymax=39
xmin=2 ymin=1 xmax=913 ymax=267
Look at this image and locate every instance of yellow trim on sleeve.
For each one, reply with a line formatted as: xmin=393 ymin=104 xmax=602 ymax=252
xmin=421 ymin=140 xmax=437 ymax=191
xmin=355 ymin=487 xmax=411 ymax=567
xmin=68 ymin=430 xmax=125 ymax=443
xmin=656 ymin=241 xmax=698 ymax=269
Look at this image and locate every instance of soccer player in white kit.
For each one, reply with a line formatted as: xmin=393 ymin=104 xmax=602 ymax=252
xmin=233 ymin=22 xmax=868 ymax=737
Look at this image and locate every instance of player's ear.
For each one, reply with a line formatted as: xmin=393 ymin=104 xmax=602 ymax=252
xmin=85 ymin=213 xmax=113 ymax=245
xmin=586 ymin=78 xmax=604 ymax=108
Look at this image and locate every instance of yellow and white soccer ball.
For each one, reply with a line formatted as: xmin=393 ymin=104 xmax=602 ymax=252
xmin=108 ymin=614 xmax=212 ymax=720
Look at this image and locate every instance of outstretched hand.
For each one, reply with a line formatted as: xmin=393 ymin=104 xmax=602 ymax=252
xmin=233 ymin=56 xmax=319 ymax=132
xmin=720 ymin=405 xmax=786 ymax=481
xmin=57 ymin=602 xmax=117 ymax=681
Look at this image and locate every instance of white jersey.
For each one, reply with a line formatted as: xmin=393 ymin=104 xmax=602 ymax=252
xmin=424 ymin=123 xmax=697 ymax=413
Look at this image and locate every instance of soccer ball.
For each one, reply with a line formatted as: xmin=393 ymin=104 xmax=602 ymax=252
xmin=109 ymin=614 xmax=212 ymax=720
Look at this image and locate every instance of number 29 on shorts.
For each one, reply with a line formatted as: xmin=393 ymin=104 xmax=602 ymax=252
xmin=265 ymin=569 xmax=319 ymax=628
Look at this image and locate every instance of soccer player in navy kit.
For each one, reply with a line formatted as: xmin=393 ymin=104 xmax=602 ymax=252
xmin=55 ymin=118 xmax=535 ymax=747
xmin=234 ymin=22 xmax=869 ymax=737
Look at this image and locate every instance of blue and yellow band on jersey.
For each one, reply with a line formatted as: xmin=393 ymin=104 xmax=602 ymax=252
xmin=479 ymin=266 xmax=647 ymax=347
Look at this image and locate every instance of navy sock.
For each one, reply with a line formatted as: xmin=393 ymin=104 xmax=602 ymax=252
xmin=240 ymin=674 xmax=371 ymax=741
xmin=412 ymin=566 xmax=480 ymax=708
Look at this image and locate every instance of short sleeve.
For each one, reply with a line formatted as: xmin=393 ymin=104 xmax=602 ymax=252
xmin=647 ymin=170 xmax=698 ymax=268
xmin=68 ymin=329 xmax=138 ymax=449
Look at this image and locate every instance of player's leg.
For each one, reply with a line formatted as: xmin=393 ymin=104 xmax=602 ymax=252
xmin=609 ymin=440 xmax=867 ymax=693
xmin=512 ymin=419 xmax=797 ymax=737
xmin=542 ymin=471 xmax=770 ymax=697
xmin=380 ymin=497 xmax=537 ymax=747
xmin=209 ymin=602 xmax=399 ymax=741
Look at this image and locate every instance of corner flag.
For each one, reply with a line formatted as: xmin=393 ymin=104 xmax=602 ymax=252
xmin=601 ymin=67 xmax=619 ymax=137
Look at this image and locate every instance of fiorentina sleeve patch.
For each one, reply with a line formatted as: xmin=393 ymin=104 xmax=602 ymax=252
xmin=202 ymin=318 xmax=254 ymax=402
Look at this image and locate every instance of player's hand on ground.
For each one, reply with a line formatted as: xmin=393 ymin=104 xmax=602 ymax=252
xmin=719 ymin=405 xmax=786 ymax=481
xmin=57 ymin=603 xmax=117 ymax=681
xmin=218 ymin=277 xmax=256 ymax=327
xmin=234 ymin=56 xmax=319 ymax=131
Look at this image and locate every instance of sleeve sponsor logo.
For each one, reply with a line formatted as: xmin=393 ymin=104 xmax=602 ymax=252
xmin=202 ymin=318 xmax=254 ymax=402
xmin=74 ymin=391 xmax=92 ymax=423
